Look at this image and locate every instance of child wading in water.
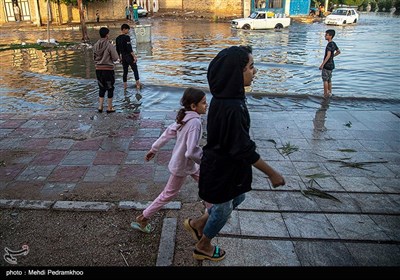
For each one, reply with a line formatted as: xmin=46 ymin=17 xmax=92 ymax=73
xmin=131 ymin=87 xmax=208 ymax=233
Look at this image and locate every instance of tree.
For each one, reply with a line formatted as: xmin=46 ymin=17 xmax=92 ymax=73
xmin=335 ymin=0 xmax=365 ymax=6
xmin=50 ymin=0 xmax=108 ymax=42
xmin=77 ymin=0 xmax=89 ymax=42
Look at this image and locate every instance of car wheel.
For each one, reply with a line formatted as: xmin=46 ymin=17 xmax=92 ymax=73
xmin=343 ymin=20 xmax=347 ymax=24
xmin=275 ymin=23 xmax=283 ymax=29
xmin=243 ymin=24 xmax=251 ymax=30
xmin=353 ymin=19 xmax=357 ymax=23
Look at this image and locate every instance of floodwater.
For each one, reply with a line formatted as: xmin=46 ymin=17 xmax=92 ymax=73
xmin=0 ymin=12 xmax=399 ymax=113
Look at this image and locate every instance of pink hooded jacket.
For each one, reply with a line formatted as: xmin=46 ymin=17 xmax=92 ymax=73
xmin=150 ymin=111 xmax=203 ymax=176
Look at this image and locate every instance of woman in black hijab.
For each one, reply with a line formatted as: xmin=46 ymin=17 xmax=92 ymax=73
xmin=184 ymin=46 xmax=285 ymax=261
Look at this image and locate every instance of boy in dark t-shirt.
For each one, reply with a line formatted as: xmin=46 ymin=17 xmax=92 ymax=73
xmin=319 ymin=29 xmax=341 ymax=98
xmin=116 ymin=24 xmax=142 ymax=90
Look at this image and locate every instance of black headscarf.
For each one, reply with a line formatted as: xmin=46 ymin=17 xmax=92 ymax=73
xmin=207 ymin=46 xmax=251 ymax=99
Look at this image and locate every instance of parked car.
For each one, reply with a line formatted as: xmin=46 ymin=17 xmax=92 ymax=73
xmin=231 ymin=11 xmax=291 ymax=30
xmin=324 ymin=8 xmax=359 ymax=25
xmin=138 ymin=6 xmax=148 ymax=17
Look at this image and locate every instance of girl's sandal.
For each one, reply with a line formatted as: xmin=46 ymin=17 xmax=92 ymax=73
xmin=130 ymin=222 xmax=152 ymax=233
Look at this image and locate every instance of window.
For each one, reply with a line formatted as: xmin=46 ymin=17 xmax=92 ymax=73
xmin=269 ymin=0 xmax=283 ymax=9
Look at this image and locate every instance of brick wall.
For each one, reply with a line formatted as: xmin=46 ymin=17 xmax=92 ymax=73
xmin=158 ymin=0 xmax=244 ymax=16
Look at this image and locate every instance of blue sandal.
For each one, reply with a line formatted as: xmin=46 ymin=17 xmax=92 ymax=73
xmin=193 ymin=245 xmax=226 ymax=261
xmin=130 ymin=221 xmax=152 ymax=233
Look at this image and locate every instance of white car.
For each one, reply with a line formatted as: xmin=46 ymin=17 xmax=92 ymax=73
xmin=324 ymin=8 xmax=359 ymax=25
xmin=231 ymin=11 xmax=291 ymax=30
xmin=138 ymin=6 xmax=148 ymax=17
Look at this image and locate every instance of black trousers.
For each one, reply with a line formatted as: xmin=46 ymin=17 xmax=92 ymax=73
xmin=96 ymin=70 xmax=115 ymax=98
xmin=122 ymin=54 xmax=139 ymax=83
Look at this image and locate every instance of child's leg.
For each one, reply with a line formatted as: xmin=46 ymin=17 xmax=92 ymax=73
xmin=140 ymin=174 xmax=186 ymax=222
xmin=122 ymin=62 xmax=129 ymax=88
xmin=130 ymin=63 xmax=141 ymax=89
xmin=96 ymin=70 xmax=106 ymax=111
xmin=323 ymin=80 xmax=330 ymax=97
xmin=186 ymin=170 xmax=211 ymax=237
xmin=98 ymin=97 xmax=104 ymax=111
xmin=130 ymin=63 xmax=140 ymax=81
xmin=105 ymin=71 xmax=115 ymax=111
xmin=328 ymin=81 xmax=332 ymax=95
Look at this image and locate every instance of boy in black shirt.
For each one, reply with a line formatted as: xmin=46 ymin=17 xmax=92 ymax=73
xmin=319 ymin=29 xmax=341 ymax=98
xmin=116 ymin=24 xmax=142 ymax=90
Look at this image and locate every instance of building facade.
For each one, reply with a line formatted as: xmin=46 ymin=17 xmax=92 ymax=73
xmin=0 ymin=0 xmax=311 ymax=25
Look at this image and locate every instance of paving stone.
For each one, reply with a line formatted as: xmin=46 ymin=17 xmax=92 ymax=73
xmin=239 ymin=212 xmax=289 ymax=238
xmin=41 ymin=183 xmax=76 ymax=196
xmin=368 ymin=215 xmax=400 ymax=242
xmin=83 ymin=165 xmax=119 ymax=182
xmin=346 ymin=243 xmax=400 ymax=266
xmin=47 ymin=139 xmax=75 ymax=150
xmin=125 ymin=151 xmax=149 ymax=164
xmin=136 ymin=128 xmax=162 ymax=138
xmin=61 ymin=151 xmax=96 ymax=165
xmin=238 ymin=191 xmax=279 ymax=211
xmin=156 ymin=217 xmax=177 ymax=266
xmin=16 ymin=165 xmax=56 ymax=181
xmin=326 ymin=214 xmax=390 ymax=241
xmin=93 ymin=151 xmax=125 ymax=165
xmin=53 ymin=200 xmax=114 ymax=211
xmin=335 ymin=176 xmax=382 ymax=192
xmin=118 ymin=200 xmax=181 ymax=210
xmin=349 ymin=193 xmax=400 ymax=214
xmin=0 ymin=199 xmax=53 ymax=209
xmin=274 ymin=191 xmax=322 ymax=212
xmin=47 ymin=166 xmax=88 ymax=182
xmin=293 ymin=241 xmax=358 ymax=266
xmin=283 ymin=213 xmax=339 ymax=239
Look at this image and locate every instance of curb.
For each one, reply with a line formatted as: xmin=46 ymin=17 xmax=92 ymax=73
xmin=0 ymin=199 xmax=181 ymax=212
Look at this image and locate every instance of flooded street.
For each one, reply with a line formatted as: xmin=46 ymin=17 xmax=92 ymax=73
xmin=0 ymin=13 xmax=399 ymax=113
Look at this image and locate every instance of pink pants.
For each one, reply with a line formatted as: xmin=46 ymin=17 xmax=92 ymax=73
xmin=143 ymin=171 xmax=199 ymax=219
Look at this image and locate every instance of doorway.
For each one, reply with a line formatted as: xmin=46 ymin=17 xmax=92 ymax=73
xmin=4 ymin=0 xmax=31 ymax=22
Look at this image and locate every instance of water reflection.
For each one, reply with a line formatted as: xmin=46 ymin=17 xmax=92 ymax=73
xmin=121 ymin=90 xmax=143 ymax=114
xmin=313 ymin=98 xmax=330 ymax=138
xmin=136 ymin=42 xmax=153 ymax=57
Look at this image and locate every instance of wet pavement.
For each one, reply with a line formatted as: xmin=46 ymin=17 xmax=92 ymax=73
xmin=1 ymin=104 xmax=399 ymax=267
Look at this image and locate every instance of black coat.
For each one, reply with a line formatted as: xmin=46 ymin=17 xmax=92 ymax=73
xmin=199 ymin=46 xmax=260 ymax=204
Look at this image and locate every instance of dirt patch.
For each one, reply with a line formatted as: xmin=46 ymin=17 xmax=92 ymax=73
xmin=1 ymin=209 xmax=162 ymax=266
xmin=1 ymin=201 xmax=205 ymax=268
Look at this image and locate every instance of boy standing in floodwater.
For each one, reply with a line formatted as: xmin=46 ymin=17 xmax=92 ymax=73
xmin=319 ymin=29 xmax=341 ymax=98
xmin=93 ymin=27 xmax=119 ymax=113
xmin=116 ymin=24 xmax=142 ymax=90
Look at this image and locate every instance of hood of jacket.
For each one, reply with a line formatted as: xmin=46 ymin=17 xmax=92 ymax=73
xmin=93 ymin=38 xmax=110 ymax=61
xmin=182 ymin=111 xmax=200 ymax=123
xmin=207 ymin=46 xmax=249 ymax=100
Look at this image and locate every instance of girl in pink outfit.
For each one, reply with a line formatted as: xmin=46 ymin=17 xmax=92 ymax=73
xmin=131 ymin=87 xmax=208 ymax=233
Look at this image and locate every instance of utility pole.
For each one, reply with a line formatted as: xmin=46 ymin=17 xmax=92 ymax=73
xmin=150 ymin=0 xmax=154 ymax=16
xmin=47 ymin=0 xmax=50 ymax=42
xmin=77 ymin=0 xmax=89 ymax=42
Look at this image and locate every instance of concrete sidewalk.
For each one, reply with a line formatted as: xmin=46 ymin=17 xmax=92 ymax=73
xmin=1 ymin=106 xmax=399 ymax=266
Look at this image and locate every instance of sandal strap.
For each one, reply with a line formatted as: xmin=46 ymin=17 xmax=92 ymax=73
xmin=213 ymin=246 xmax=220 ymax=257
